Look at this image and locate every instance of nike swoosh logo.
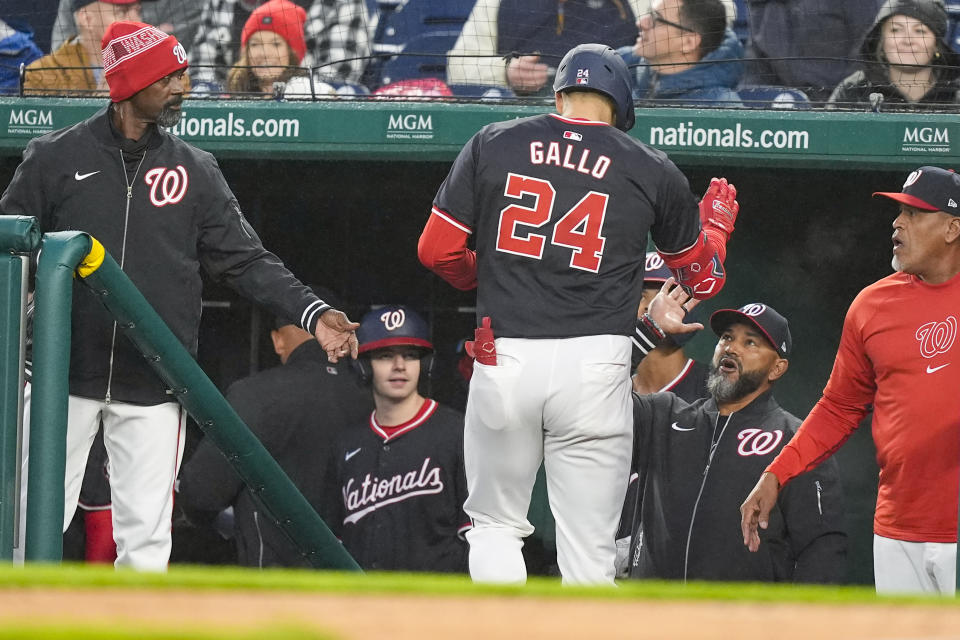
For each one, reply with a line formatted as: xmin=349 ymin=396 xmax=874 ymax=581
xmin=345 ymin=447 xmax=361 ymax=461
xmin=671 ymin=422 xmax=696 ymax=432
xmin=926 ymin=363 xmax=950 ymax=374
xmin=74 ymin=170 xmax=100 ymax=181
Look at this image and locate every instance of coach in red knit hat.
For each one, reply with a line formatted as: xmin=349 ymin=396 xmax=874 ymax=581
xmin=101 ymin=20 xmax=189 ymax=104
xmin=0 ymin=20 xmax=359 ymax=571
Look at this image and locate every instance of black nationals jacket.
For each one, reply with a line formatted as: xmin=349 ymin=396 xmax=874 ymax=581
xmin=0 ymin=106 xmax=328 ymax=404
xmin=627 ymin=389 xmax=848 ymax=583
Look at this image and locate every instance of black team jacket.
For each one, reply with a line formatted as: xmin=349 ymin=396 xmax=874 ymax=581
xmin=626 ymin=389 xmax=848 ymax=583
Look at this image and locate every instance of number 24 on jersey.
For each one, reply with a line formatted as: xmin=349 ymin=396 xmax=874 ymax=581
xmin=496 ymin=172 xmax=609 ymax=273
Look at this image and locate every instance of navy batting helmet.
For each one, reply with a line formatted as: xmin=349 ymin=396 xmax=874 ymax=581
xmin=357 ymin=304 xmax=433 ymax=355
xmin=553 ymin=43 xmax=635 ymax=132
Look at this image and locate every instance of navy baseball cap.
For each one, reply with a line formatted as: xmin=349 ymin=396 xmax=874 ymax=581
xmin=710 ymin=303 xmax=792 ymax=358
xmin=642 ymin=251 xmax=672 ymax=285
xmin=357 ymin=304 xmax=433 ymax=354
xmin=873 ymin=166 xmax=960 ymax=214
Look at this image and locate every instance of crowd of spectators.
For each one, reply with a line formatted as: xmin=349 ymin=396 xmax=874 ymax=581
xmin=2 ymin=0 xmax=960 ymax=108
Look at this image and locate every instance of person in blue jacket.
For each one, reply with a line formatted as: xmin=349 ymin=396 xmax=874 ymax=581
xmin=619 ymin=0 xmax=743 ymax=106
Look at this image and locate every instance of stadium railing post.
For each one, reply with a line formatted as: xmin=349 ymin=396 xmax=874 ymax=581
xmin=27 ymin=231 xmax=92 ymax=562
xmin=74 ymin=236 xmax=360 ymax=571
xmin=0 ymin=216 xmax=40 ymax=561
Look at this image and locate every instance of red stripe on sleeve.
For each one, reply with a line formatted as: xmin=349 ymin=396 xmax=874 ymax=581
xmin=418 ymin=209 xmax=478 ymax=291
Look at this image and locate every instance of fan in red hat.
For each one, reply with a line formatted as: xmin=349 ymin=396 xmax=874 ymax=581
xmin=100 ymin=19 xmax=188 ymax=124
xmin=226 ymin=0 xmax=310 ymax=96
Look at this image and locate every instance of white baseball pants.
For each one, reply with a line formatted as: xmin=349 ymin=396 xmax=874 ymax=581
xmin=874 ymin=534 xmax=956 ymax=595
xmin=464 ymin=334 xmax=633 ymax=585
xmin=15 ymin=384 xmax=184 ymax=570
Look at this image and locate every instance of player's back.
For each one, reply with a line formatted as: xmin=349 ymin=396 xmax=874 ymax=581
xmin=433 ymin=113 xmax=700 ymax=339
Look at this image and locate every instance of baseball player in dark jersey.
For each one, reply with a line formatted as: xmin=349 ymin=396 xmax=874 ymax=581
xmin=419 ymin=43 xmax=740 ymax=584
xmin=325 ymin=305 xmax=471 ymax=572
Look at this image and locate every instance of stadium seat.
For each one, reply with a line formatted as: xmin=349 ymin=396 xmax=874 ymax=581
xmin=378 ymin=0 xmax=476 ymax=48
xmin=379 ymin=30 xmax=461 ymax=86
xmin=948 ymin=16 xmax=960 ymax=54
xmin=365 ymin=0 xmax=475 ymax=90
xmin=731 ymin=0 xmax=749 ymax=44
xmin=736 ymin=86 xmax=811 ymax=109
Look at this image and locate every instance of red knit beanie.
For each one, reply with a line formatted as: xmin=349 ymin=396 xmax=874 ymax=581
xmin=101 ymin=21 xmax=188 ymax=102
xmin=241 ymin=0 xmax=308 ymax=64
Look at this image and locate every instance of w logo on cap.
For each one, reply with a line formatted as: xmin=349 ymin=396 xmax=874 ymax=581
xmin=173 ymin=43 xmax=186 ymax=64
xmin=380 ymin=308 xmax=406 ymax=331
xmin=903 ymin=170 xmax=922 ymax=188
xmin=740 ymin=303 xmax=767 ymax=317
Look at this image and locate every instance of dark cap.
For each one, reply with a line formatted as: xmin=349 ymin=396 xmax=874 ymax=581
xmin=873 ymin=166 xmax=960 ymax=214
xmin=643 ymin=251 xmax=672 ymax=285
xmin=357 ymin=304 xmax=433 ymax=355
xmin=710 ymin=303 xmax=792 ymax=357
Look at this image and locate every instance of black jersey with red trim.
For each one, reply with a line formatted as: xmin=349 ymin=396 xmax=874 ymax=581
xmin=667 ymin=359 xmax=710 ymax=403
xmin=326 ymin=399 xmax=470 ymax=572
xmin=431 ymin=113 xmax=701 ymax=339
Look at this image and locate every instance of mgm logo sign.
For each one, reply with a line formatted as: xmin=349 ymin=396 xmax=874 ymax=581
xmin=7 ymin=109 xmax=54 ymax=135
xmin=901 ymin=126 xmax=950 ymax=153
xmin=386 ymin=113 xmax=435 ymax=140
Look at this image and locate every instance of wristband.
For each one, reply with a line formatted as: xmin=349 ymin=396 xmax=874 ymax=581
xmin=633 ymin=313 xmax=667 ymax=356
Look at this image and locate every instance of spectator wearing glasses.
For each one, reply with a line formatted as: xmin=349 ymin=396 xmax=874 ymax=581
xmin=618 ymin=0 xmax=743 ymax=106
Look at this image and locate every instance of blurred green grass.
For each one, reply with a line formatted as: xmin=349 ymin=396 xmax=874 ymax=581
xmin=0 ymin=563 xmax=955 ymax=606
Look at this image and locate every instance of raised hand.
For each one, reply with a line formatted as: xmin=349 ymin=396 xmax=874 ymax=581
xmin=646 ymin=277 xmax=703 ymax=335
xmin=699 ymin=177 xmax=739 ymax=239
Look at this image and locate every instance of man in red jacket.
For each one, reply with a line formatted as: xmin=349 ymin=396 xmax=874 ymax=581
xmin=741 ymin=166 xmax=960 ymax=594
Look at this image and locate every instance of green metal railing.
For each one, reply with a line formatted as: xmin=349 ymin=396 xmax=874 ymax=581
xmin=26 ymin=230 xmax=358 ymax=569
xmin=0 ymin=216 xmax=39 ymax=559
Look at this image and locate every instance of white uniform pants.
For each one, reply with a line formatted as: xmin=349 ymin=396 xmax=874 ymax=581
xmin=464 ymin=335 xmax=632 ymax=585
xmin=15 ymin=384 xmax=184 ymax=570
xmin=874 ymin=534 xmax=956 ymax=595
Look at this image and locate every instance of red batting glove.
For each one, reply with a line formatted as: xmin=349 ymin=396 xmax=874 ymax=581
xmin=699 ymin=177 xmax=739 ymax=240
xmin=466 ymin=316 xmax=497 ymax=366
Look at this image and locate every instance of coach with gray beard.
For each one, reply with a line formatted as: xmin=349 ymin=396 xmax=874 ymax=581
xmin=618 ymin=300 xmax=847 ymax=583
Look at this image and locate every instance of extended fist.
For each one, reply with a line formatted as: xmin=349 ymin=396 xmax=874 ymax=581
xmin=699 ymin=177 xmax=739 ymax=238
